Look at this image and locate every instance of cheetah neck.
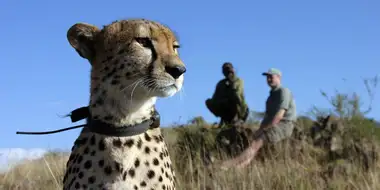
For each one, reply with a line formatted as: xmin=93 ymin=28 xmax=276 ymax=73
xmin=89 ymin=94 xmax=157 ymax=127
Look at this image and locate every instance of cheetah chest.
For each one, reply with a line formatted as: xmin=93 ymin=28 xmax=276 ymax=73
xmin=63 ymin=129 xmax=175 ymax=190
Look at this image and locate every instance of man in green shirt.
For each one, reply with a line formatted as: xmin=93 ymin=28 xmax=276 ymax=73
xmin=220 ymin=68 xmax=297 ymax=169
xmin=205 ymin=62 xmax=249 ymax=126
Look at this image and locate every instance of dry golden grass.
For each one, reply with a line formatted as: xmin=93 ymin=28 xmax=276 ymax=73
xmin=1 ymin=123 xmax=379 ymax=190
xmin=171 ymin=140 xmax=380 ymax=190
xmin=0 ymin=152 xmax=68 ymax=190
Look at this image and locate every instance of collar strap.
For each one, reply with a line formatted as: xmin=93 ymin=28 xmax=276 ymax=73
xmin=86 ymin=111 xmax=160 ymax=137
xmin=15 ymin=106 xmax=160 ymax=137
xmin=70 ymin=106 xmax=161 ymax=137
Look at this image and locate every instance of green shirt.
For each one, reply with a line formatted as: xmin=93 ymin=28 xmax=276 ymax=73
xmin=211 ymin=76 xmax=248 ymax=117
xmin=262 ymin=85 xmax=297 ymax=125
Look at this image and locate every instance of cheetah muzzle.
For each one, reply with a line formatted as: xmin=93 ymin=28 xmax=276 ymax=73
xmin=62 ymin=19 xmax=186 ymax=190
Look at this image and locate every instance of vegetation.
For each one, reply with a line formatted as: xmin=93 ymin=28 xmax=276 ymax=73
xmin=1 ymin=76 xmax=379 ymax=190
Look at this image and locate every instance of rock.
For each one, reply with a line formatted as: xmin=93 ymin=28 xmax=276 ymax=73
xmin=214 ymin=125 xmax=254 ymax=157
xmin=324 ymin=159 xmax=352 ymax=179
xmin=342 ymin=138 xmax=379 ymax=171
xmin=310 ymin=115 xmax=345 ymax=155
xmin=310 ymin=114 xmax=379 ymax=171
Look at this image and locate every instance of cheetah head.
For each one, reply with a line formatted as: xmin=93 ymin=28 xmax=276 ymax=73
xmin=66 ymin=19 xmax=185 ymax=121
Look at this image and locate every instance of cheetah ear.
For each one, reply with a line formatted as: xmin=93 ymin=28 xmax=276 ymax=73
xmin=67 ymin=23 xmax=100 ymax=61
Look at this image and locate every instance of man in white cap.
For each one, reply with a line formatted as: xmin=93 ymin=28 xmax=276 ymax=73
xmin=220 ymin=68 xmax=297 ymax=169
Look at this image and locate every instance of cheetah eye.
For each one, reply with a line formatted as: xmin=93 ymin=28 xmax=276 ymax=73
xmin=173 ymin=44 xmax=180 ymax=54
xmin=135 ymin=37 xmax=152 ymax=48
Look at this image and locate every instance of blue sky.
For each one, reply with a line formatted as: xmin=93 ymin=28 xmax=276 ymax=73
xmin=0 ymin=0 xmax=379 ymax=150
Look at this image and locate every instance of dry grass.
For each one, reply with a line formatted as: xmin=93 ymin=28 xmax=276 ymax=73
xmin=1 ymin=122 xmax=379 ymax=190
xmin=169 ymin=121 xmax=380 ymax=190
xmin=0 ymin=152 xmax=68 ymax=190
xmin=171 ymin=139 xmax=380 ymax=190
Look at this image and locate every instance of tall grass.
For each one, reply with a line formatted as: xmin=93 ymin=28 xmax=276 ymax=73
xmin=1 ymin=76 xmax=379 ymax=190
xmin=2 ymin=125 xmax=378 ymax=190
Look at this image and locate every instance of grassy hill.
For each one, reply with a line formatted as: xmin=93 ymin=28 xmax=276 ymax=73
xmin=1 ymin=77 xmax=379 ymax=190
xmin=1 ymin=114 xmax=380 ymax=190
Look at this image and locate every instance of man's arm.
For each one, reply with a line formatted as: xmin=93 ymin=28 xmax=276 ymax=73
xmin=211 ymin=80 xmax=222 ymax=99
xmin=212 ymin=80 xmax=228 ymax=103
xmin=271 ymin=109 xmax=286 ymax=125
xmin=261 ymin=88 xmax=291 ymax=128
xmin=232 ymin=78 xmax=245 ymax=105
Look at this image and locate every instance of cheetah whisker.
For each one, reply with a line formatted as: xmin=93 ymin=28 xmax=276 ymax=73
xmin=120 ymin=76 xmax=146 ymax=92
xmin=129 ymin=79 xmax=143 ymax=107
xmin=178 ymin=86 xmax=186 ymax=102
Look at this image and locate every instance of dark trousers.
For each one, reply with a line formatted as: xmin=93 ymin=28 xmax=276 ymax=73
xmin=206 ymin=99 xmax=249 ymax=125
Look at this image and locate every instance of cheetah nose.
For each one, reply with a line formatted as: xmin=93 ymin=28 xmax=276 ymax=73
xmin=165 ymin=66 xmax=186 ymax=79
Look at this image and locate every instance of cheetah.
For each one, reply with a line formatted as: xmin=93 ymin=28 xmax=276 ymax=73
xmin=62 ymin=19 xmax=186 ymax=190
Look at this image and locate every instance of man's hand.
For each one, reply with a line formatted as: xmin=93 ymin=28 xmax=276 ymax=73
xmin=227 ymin=72 xmax=235 ymax=81
xmin=260 ymin=109 xmax=286 ymax=129
xmin=272 ymin=109 xmax=286 ymax=125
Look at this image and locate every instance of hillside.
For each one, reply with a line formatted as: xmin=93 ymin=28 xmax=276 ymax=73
xmin=1 ymin=113 xmax=380 ymax=190
xmin=1 ymin=80 xmax=379 ymax=190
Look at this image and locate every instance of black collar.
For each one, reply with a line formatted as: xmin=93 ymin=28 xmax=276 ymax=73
xmin=15 ymin=106 xmax=160 ymax=137
xmin=71 ymin=106 xmax=160 ymax=137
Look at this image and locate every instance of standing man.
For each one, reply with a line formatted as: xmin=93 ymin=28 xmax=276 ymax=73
xmin=205 ymin=62 xmax=249 ymax=127
xmin=220 ymin=68 xmax=297 ymax=169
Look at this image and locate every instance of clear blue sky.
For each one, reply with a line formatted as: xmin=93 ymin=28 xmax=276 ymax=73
xmin=1 ymin=0 xmax=379 ymax=150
